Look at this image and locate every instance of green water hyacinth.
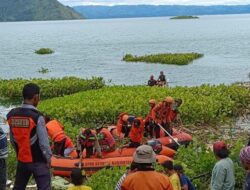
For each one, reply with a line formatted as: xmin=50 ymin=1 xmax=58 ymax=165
xmin=35 ymin=48 xmax=54 ymax=54
xmin=0 ymin=77 xmax=105 ymax=99
xmin=123 ymin=53 xmax=203 ymax=65
xmin=39 ymin=84 xmax=249 ymax=136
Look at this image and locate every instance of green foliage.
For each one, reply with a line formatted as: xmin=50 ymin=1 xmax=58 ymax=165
xmin=7 ymin=145 xmax=17 ymax=180
xmin=123 ymin=53 xmax=203 ymax=65
xmin=175 ymin=140 xmax=216 ymax=189
xmin=170 ymin=16 xmax=199 ymax=19
xmin=35 ymin=48 xmax=54 ymax=55
xmin=86 ymin=167 xmax=126 ymax=190
xmin=0 ymin=0 xmax=83 ymax=22
xmin=0 ymin=77 xmax=105 ymax=99
xmin=39 ymin=85 xmax=250 ymax=136
xmin=175 ymin=140 xmax=246 ymax=189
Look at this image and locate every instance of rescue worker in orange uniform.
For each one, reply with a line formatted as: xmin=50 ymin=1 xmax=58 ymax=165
xmin=144 ymin=99 xmax=157 ymax=138
xmin=117 ymin=112 xmax=135 ymax=138
xmin=96 ymin=126 xmax=116 ymax=152
xmin=7 ymin=83 xmax=52 ymax=190
xmin=46 ymin=118 xmax=77 ymax=158
xmin=169 ymin=99 xmax=183 ymax=131
xmin=78 ymin=128 xmax=101 ymax=158
xmin=153 ymin=96 xmax=174 ymax=137
xmin=128 ymin=117 xmax=145 ymax=148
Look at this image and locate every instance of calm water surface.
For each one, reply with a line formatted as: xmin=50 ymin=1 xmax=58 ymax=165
xmin=0 ymin=14 xmax=250 ymax=86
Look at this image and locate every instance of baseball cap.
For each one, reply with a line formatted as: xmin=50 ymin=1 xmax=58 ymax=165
xmin=213 ymin=141 xmax=227 ymax=152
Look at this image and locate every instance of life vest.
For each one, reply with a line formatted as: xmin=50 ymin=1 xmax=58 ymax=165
xmin=64 ymin=137 xmax=77 ymax=158
xmin=117 ymin=113 xmax=128 ymax=136
xmin=145 ymin=105 xmax=157 ymax=123
xmin=129 ymin=118 xmax=144 ymax=143
xmin=46 ymin=120 xmax=65 ymax=142
xmin=79 ymin=129 xmax=96 ymax=147
xmin=97 ymin=128 xmax=115 ymax=149
xmin=7 ymin=107 xmax=46 ymax=163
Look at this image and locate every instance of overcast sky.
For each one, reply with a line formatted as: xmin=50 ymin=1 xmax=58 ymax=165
xmin=59 ymin=0 xmax=250 ymax=6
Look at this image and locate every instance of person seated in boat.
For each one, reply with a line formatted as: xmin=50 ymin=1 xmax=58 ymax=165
xmin=96 ymin=125 xmax=116 ymax=152
xmin=144 ymin=99 xmax=158 ymax=138
xmin=117 ymin=112 xmax=135 ymax=138
xmin=78 ymin=128 xmax=102 ymax=158
xmin=128 ymin=117 xmax=145 ymax=148
xmin=147 ymin=139 xmax=163 ymax=154
xmin=157 ymin=71 xmax=167 ymax=87
xmin=154 ymin=96 xmax=174 ymax=137
xmin=148 ymin=75 xmax=157 ymax=86
xmin=169 ymin=99 xmax=183 ymax=131
xmin=45 ymin=117 xmax=77 ymax=158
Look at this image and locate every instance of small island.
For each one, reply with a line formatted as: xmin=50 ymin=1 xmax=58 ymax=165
xmin=35 ymin=48 xmax=54 ymax=55
xmin=170 ymin=16 xmax=199 ymax=19
xmin=123 ymin=53 xmax=203 ymax=65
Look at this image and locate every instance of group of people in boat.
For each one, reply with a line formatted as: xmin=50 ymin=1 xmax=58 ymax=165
xmin=148 ymin=71 xmax=168 ymax=87
xmin=44 ymin=95 xmax=183 ymax=159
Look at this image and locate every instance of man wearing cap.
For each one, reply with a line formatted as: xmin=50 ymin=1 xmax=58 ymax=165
xmin=211 ymin=141 xmax=235 ymax=190
xmin=121 ymin=145 xmax=173 ymax=190
xmin=240 ymin=146 xmax=250 ymax=190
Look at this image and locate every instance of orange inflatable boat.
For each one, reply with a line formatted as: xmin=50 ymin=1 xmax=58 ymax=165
xmin=80 ymin=145 xmax=175 ymax=158
xmin=108 ymin=126 xmax=192 ymax=150
xmin=51 ymin=154 xmax=171 ymax=177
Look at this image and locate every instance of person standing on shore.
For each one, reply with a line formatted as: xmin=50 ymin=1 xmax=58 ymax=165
xmin=210 ymin=141 xmax=235 ymax=190
xmin=239 ymin=146 xmax=250 ymax=190
xmin=157 ymin=71 xmax=167 ymax=87
xmin=7 ymin=83 xmax=52 ymax=190
xmin=0 ymin=126 xmax=8 ymax=190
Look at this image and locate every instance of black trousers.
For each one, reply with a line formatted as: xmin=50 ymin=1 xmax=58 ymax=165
xmin=13 ymin=162 xmax=51 ymax=190
xmin=128 ymin=140 xmax=141 ymax=148
xmin=53 ymin=138 xmax=66 ymax=156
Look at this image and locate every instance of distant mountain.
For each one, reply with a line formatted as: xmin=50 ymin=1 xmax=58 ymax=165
xmin=0 ymin=0 xmax=83 ymax=22
xmin=73 ymin=5 xmax=250 ymax=19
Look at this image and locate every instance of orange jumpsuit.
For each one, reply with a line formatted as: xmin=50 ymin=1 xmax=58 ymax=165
xmin=128 ymin=118 xmax=144 ymax=147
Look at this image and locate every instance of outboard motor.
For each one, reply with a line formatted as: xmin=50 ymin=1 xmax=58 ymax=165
xmin=147 ymin=139 xmax=162 ymax=154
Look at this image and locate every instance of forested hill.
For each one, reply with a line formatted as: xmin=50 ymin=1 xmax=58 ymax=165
xmin=0 ymin=0 xmax=83 ymax=22
xmin=73 ymin=5 xmax=250 ymax=19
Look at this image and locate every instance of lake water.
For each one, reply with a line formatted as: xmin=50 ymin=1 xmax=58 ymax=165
xmin=0 ymin=14 xmax=250 ymax=86
xmin=1 ymin=14 xmax=250 ymax=130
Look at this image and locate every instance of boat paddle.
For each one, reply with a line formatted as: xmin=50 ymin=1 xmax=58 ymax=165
xmin=157 ymin=123 xmax=181 ymax=146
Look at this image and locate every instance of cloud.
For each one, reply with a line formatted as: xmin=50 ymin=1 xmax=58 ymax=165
xmin=59 ymin=0 xmax=250 ymax=6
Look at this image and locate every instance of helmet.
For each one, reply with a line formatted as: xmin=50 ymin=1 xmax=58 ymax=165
xmin=122 ymin=114 xmax=129 ymax=122
xmin=165 ymin=96 xmax=174 ymax=103
xmin=149 ymin=99 xmax=156 ymax=105
xmin=96 ymin=123 xmax=103 ymax=130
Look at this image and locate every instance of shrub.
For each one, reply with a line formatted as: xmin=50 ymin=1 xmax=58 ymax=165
xmin=0 ymin=77 xmax=105 ymax=99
